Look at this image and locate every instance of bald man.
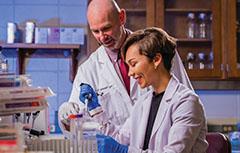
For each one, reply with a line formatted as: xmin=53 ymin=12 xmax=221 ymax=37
xmin=58 ymin=0 xmax=193 ymax=137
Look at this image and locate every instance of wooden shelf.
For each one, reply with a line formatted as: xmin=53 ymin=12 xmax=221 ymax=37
xmin=0 ymin=43 xmax=81 ymax=82
xmin=0 ymin=43 xmax=80 ymax=49
xmin=177 ymin=38 xmax=212 ymax=42
xmin=126 ymin=9 xmax=146 ymax=13
xmin=165 ymin=8 xmax=212 ymax=13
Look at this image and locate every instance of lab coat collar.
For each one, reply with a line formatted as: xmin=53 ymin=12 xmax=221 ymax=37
xmin=163 ymin=74 xmax=180 ymax=102
xmin=97 ymin=46 xmax=137 ymax=102
xmin=150 ymin=74 xmax=180 ymax=144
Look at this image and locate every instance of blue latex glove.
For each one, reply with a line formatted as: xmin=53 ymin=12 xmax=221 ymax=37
xmin=96 ymin=134 xmax=128 ymax=153
xmin=79 ymin=83 xmax=100 ymax=111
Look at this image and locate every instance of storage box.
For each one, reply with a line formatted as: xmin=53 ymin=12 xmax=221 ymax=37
xmin=60 ymin=28 xmax=84 ymax=45
xmin=35 ymin=27 xmax=48 ymax=44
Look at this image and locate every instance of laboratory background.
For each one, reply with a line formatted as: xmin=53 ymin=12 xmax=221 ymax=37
xmin=0 ymin=0 xmax=240 ymax=153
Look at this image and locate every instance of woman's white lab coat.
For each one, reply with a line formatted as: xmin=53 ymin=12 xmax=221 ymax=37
xmin=59 ymin=45 xmax=193 ymax=135
xmin=109 ymin=75 xmax=208 ymax=153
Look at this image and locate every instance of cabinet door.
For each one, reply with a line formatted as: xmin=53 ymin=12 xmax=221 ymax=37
xmin=226 ymin=0 xmax=240 ymax=78
xmin=116 ymin=0 xmax=147 ymax=31
xmin=154 ymin=0 xmax=222 ymax=80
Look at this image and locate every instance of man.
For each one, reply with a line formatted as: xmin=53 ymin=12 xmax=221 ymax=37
xmin=58 ymin=0 xmax=193 ymax=136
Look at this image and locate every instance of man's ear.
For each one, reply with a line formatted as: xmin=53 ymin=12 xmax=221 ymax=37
xmin=119 ymin=9 xmax=126 ymax=25
xmin=153 ymin=53 xmax=162 ymax=68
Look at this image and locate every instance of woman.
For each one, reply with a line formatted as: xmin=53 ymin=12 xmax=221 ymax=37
xmin=80 ymin=27 xmax=208 ymax=153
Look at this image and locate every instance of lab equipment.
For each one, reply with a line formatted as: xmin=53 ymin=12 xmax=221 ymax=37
xmin=96 ymin=134 xmax=128 ymax=153
xmin=0 ymin=74 xmax=32 ymax=87
xmin=186 ymin=52 xmax=195 ymax=69
xmin=208 ymin=51 xmax=214 ymax=69
xmin=70 ymin=114 xmax=100 ymax=153
xmin=79 ymin=83 xmax=102 ymax=116
xmin=0 ymin=49 xmax=8 ymax=73
xmin=0 ymin=123 xmax=25 ymax=153
xmin=0 ymin=86 xmax=54 ymax=116
xmin=198 ymin=52 xmax=206 ymax=69
xmin=198 ymin=13 xmax=207 ymax=39
xmin=58 ymin=101 xmax=83 ymax=127
xmin=187 ymin=13 xmax=196 ymax=38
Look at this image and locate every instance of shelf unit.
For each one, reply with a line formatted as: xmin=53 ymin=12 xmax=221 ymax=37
xmin=0 ymin=43 xmax=81 ymax=81
xmin=151 ymin=0 xmax=222 ymax=80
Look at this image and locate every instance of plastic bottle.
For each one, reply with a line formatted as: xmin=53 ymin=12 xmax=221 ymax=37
xmin=187 ymin=13 xmax=196 ymax=38
xmin=199 ymin=13 xmax=207 ymax=39
xmin=0 ymin=48 xmax=8 ymax=73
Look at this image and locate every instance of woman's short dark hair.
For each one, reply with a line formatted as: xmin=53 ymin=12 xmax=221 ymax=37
xmin=122 ymin=27 xmax=176 ymax=71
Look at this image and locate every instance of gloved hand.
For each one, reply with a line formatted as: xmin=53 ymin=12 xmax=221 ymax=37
xmin=79 ymin=83 xmax=102 ymax=116
xmin=58 ymin=101 xmax=83 ymax=131
xmin=96 ymin=134 xmax=128 ymax=153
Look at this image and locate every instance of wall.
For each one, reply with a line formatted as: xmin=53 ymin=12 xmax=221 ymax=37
xmin=0 ymin=0 xmax=239 ymax=132
xmin=0 ymin=0 xmax=87 ymax=132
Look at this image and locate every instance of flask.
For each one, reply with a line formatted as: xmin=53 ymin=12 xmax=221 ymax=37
xmin=186 ymin=52 xmax=195 ymax=69
xmin=187 ymin=13 xmax=196 ymax=38
xmin=198 ymin=13 xmax=207 ymax=39
xmin=0 ymin=48 xmax=8 ymax=73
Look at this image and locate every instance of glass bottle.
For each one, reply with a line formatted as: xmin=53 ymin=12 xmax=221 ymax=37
xmin=198 ymin=52 xmax=206 ymax=69
xmin=208 ymin=14 xmax=213 ymax=39
xmin=186 ymin=52 xmax=195 ymax=69
xmin=187 ymin=13 xmax=196 ymax=38
xmin=208 ymin=51 xmax=214 ymax=69
xmin=199 ymin=13 xmax=207 ymax=39
xmin=0 ymin=49 xmax=8 ymax=73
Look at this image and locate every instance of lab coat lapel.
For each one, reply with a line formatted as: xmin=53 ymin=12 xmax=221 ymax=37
xmin=98 ymin=47 xmax=130 ymax=100
xmin=150 ymin=76 xmax=179 ymax=140
xmin=137 ymin=93 xmax=153 ymax=147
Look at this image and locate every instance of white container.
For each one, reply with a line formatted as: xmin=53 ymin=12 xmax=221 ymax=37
xmin=7 ymin=22 xmax=17 ymax=43
xmin=25 ymin=22 xmax=35 ymax=43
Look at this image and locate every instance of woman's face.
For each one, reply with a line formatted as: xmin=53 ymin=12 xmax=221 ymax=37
xmin=125 ymin=44 xmax=156 ymax=88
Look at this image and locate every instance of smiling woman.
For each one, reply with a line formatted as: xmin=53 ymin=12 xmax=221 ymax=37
xmin=93 ymin=27 xmax=208 ymax=153
xmin=122 ymin=27 xmax=176 ymax=93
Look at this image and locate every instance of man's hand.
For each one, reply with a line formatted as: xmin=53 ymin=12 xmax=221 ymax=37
xmin=79 ymin=83 xmax=102 ymax=116
xmin=58 ymin=101 xmax=83 ymax=130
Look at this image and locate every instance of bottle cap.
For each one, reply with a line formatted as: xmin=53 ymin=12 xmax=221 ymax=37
xmin=188 ymin=13 xmax=195 ymax=19
xmin=68 ymin=114 xmax=83 ymax=119
xmin=187 ymin=52 xmax=195 ymax=61
xmin=198 ymin=52 xmax=206 ymax=61
xmin=199 ymin=13 xmax=206 ymax=19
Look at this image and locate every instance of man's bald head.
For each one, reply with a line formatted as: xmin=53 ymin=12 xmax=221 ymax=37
xmin=87 ymin=0 xmax=120 ymax=20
